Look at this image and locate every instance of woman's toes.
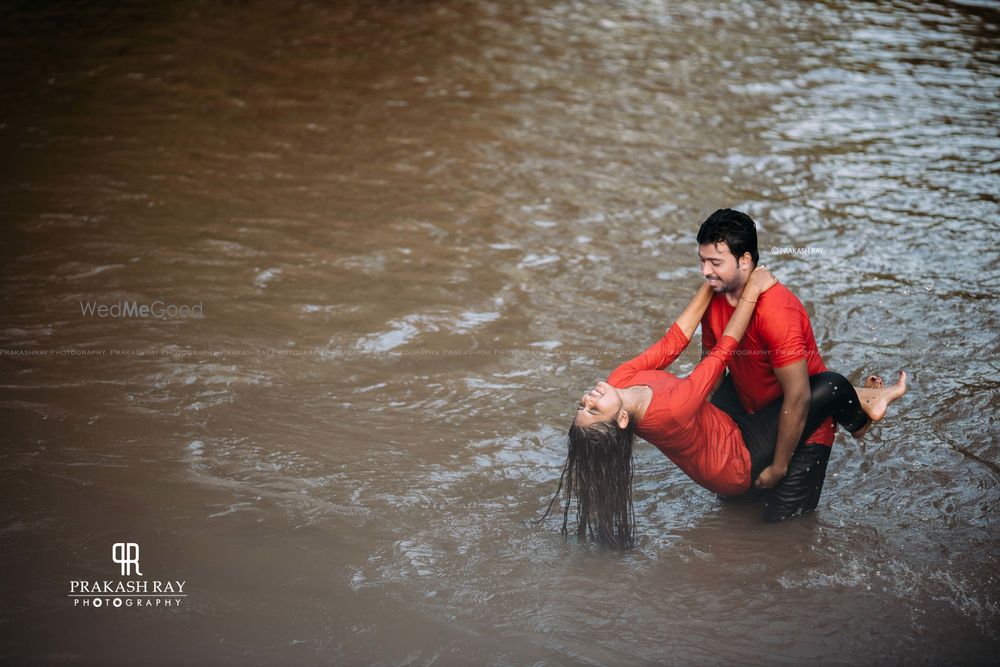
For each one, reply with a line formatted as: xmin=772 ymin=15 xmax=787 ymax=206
xmin=865 ymin=374 xmax=884 ymax=389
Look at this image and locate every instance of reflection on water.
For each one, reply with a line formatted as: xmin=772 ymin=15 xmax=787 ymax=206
xmin=1 ymin=0 xmax=998 ymax=663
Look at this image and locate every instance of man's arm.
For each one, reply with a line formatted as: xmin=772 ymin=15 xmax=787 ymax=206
xmin=754 ymin=359 xmax=810 ymax=489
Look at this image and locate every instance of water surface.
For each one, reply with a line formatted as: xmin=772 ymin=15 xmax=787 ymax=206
xmin=1 ymin=0 xmax=998 ymax=664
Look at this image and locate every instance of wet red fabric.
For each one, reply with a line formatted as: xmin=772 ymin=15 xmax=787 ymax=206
xmin=607 ymin=324 xmax=752 ymax=495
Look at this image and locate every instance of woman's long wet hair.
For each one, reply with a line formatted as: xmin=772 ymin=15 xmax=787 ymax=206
xmin=535 ymin=417 xmax=637 ymax=549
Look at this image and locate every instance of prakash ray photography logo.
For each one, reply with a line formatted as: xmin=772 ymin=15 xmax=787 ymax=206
xmin=67 ymin=542 xmax=187 ymax=609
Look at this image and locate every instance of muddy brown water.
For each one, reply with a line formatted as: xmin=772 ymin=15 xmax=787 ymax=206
xmin=1 ymin=1 xmax=998 ymax=664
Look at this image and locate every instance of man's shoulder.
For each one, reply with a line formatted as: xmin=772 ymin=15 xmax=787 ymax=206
xmin=757 ymin=282 xmax=806 ymax=314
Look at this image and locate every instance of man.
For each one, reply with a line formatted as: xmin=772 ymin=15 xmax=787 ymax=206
xmin=697 ymin=208 xmax=835 ymax=522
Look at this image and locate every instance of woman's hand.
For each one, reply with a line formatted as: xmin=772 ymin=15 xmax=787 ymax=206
xmin=744 ymin=266 xmax=778 ymax=300
xmin=721 ymin=267 xmax=775 ymax=345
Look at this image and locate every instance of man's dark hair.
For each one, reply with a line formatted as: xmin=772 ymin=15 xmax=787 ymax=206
xmin=697 ymin=208 xmax=759 ymax=266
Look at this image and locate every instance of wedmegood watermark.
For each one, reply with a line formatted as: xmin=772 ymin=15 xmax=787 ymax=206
xmin=79 ymin=300 xmax=204 ymax=319
xmin=770 ymin=246 xmax=825 ymax=256
xmin=68 ymin=542 xmax=187 ymax=609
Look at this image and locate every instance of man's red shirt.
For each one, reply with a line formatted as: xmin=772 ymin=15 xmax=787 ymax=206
xmin=700 ymin=283 xmax=835 ymax=447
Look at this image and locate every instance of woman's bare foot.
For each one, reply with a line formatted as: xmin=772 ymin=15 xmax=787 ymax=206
xmin=858 ymin=371 xmax=907 ymax=421
xmin=850 ymin=372 xmax=907 ymax=438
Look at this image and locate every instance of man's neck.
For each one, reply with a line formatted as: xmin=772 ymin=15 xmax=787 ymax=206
xmin=724 ymin=281 xmax=748 ymax=307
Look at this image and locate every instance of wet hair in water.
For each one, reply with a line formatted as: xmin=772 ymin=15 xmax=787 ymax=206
xmin=535 ymin=419 xmax=636 ymax=549
xmin=696 ymin=208 xmax=759 ymax=266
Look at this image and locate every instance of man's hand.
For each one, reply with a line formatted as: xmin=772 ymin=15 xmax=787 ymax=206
xmin=755 ymin=464 xmax=786 ymax=489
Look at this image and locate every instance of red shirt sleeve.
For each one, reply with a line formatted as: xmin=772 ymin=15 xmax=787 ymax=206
xmin=659 ymin=334 xmax=739 ymax=423
xmin=607 ymin=323 xmax=690 ymax=386
xmin=758 ymin=305 xmax=807 ymax=368
xmin=700 ymin=303 xmax=718 ymax=352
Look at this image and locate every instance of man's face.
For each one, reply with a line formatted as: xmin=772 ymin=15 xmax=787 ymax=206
xmin=698 ymin=241 xmax=748 ymax=294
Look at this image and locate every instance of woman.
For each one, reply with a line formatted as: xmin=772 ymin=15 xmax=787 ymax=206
xmin=539 ymin=267 xmax=907 ymax=548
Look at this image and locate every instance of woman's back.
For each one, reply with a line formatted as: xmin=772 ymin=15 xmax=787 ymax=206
xmin=607 ymin=324 xmax=752 ymax=495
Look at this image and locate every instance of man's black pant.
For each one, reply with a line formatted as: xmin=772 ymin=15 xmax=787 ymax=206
xmin=710 ymin=372 xmax=862 ymax=522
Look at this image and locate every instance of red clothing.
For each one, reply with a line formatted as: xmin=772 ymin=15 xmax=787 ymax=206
xmin=607 ymin=323 xmax=752 ymax=495
xmin=700 ymin=283 xmax=835 ymax=446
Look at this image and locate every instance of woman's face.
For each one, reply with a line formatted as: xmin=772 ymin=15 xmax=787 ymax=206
xmin=575 ymin=381 xmax=624 ymax=427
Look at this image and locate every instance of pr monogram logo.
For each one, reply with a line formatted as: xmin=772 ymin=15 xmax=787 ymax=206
xmin=112 ymin=542 xmax=143 ymax=576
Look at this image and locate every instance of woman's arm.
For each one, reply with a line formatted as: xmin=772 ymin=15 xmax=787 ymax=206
xmin=720 ymin=267 xmax=777 ymax=343
xmin=607 ymin=283 xmax=713 ymax=384
xmin=607 ymin=323 xmax=690 ymax=384
xmin=673 ymin=282 xmax=714 ymax=340
xmin=661 ymin=269 xmax=778 ymax=422
xmin=608 ymin=280 xmax=749 ymax=385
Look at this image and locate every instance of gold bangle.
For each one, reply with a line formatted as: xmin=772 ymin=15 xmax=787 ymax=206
xmin=740 ymin=297 xmax=757 ymax=304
